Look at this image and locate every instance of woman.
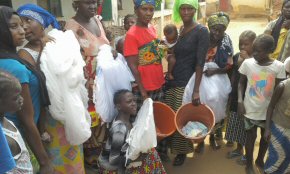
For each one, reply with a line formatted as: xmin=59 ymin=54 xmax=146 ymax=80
xmin=198 ymin=12 xmax=233 ymax=150
xmin=124 ymin=0 xmax=165 ymax=108
xmin=17 ymin=4 xmax=86 ymax=174
xmin=0 ymin=6 xmax=53 ymax=174
xmin=265 ymin=0 xmax=290 ymax=61
xmin=98 ymin=90 xmax=166 ymax=173
xmin=65 ymin=0 xmax=110 ymax=169
xmin=165 ymin=0 xmax=209 ymax=166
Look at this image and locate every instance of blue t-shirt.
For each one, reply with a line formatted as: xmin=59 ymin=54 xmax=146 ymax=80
xmin=0 ymin=124 xmax=16 ymax=173
xmin=0 ymin=59 xmax=41 ymax=128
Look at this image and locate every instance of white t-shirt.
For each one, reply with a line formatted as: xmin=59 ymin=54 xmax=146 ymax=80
xmin=239 ymin=58 xmax=286 ymax=120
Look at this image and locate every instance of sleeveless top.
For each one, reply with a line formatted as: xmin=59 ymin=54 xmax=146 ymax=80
xmin=20 ymin=48 xmax=39 ymax=62
xmin=272 ymin=79 xmax=290 ymax=129
xmin=3 ymin=118 xmax=33 ymax=174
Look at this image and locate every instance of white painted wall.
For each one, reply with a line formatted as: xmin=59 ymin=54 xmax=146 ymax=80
xmin=111 ymin=0 xmax=118 ymax=25
xmin=60 ymin=0 xmax=75 ymax=20
xmin=12 ymin=0 xmax=36 ymax=8
xmin=12 ymin=0 xmax=75 ymax=20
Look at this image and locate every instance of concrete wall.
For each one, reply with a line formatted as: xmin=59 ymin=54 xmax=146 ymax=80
xmin=12 ymin=0 xmax=75 ymax=20
xmin=12 ymin=0 xmax=36 ymax=8
xmin=230 ymin=0 xmax=270 ymax=15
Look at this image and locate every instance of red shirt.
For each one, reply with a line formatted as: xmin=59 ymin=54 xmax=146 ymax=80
xmin=124 ymin=25 xmax=164 ymax=91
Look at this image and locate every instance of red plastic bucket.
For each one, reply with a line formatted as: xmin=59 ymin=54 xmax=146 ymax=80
xmin=175 ymin=104 xmax=215 ymax=144
xmin=153 ymin=102 xmax=176 ymax=142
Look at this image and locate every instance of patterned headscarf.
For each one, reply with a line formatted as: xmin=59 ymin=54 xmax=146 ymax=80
xmin=172 ymin=0 xmax=199 ymax=23
xmin=134 ymin=0 xmax=156 ymax=8
xmin=207 ymin=12 xmax=230 ymax=29
xmin=17 ymin=4 xmax=60 ymax=29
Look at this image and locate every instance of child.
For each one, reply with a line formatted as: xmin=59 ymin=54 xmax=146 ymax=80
xmin=163 ymin=24 xmax=178 ymax=80
xmin=98 ymin=90 xmax=166 ymax=173
xmin=115 ymin=14 xmax=137 ymax=54
xmin=238 ymin=34 xmax=286 ymax=174
xmin=264 ymin=64 xmax=290 ymax=174
xmin=225 ymin=30 xmax=256 ymax=162
xmin=0 ymin=71 xmax=33 ymax=173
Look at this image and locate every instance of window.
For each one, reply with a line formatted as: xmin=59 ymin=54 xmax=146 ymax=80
xmin=37 ymin=0 xmax=63 ymax=17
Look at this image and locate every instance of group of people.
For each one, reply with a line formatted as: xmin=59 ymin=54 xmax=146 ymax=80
xmin=0 ymin=0 xmax=290 ymax=174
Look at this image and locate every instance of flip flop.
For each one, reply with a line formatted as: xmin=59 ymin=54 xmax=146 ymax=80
xmin=226 ymin=151 xmax=242 ymax=159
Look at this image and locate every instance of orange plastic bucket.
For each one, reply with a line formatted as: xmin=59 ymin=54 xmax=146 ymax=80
xmin=153 ymin=102 xmax=176 ymax=142
xmin=175 ymin=104 xmax=215 ymax=144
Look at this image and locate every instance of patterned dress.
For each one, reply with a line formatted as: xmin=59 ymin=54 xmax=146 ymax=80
xmin=20 ymin=48 xmax=86 ymax=174
xmin=66 ymin=16 xmax=110 ymax=166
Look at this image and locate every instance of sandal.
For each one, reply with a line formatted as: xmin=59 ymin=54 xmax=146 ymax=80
xmin=236 ymin=155 xmax=247 ymax=166
xmin=173 ymin=154 xmax=186 ymax=166
xmin=226 ymin=150 xmax=242 ymax=159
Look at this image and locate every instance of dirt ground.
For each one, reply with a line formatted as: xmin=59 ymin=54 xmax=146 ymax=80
xmin=162 ymin=17 xmax=269 ymax=174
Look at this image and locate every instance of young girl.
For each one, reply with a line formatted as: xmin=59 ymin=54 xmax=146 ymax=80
xmin=264 ymin=65 xmax=290 ymax=174
xmin=98 ymin=89 xmax=166 ymax=173
xmin=0 ymin=70 xmax=33 ymax=173
xmin=238 ymin=34 xmax=286 ymax=174
xmin=225 ymin=30 xmax=256 ymax=161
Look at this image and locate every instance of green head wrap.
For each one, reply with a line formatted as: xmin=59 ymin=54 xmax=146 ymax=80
xmin=172 ymin=0 xmax=199 ymax=23
xmin=207 ymin=12 xmax=230 ymax=29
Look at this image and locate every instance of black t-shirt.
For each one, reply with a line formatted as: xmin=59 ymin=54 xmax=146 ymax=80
xmin=166 ymin=24 xmax=209 ymax=88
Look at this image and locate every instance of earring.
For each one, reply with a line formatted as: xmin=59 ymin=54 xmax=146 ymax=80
xmin=76 ymin=7 xmax=79 ymax=11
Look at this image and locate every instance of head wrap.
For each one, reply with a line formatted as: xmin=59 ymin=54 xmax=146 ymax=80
xmin=17 ymin=4 xmax=60 ymax=29
xmin=134 ymin=0 xmax=156 ymax=8
xmin=0 ymin=6 xmax=17 ymax=53
xmin=172 ymin=0 xmax=199 ymax=23
xmin=207 ymin=12 xmax=230 ymax=29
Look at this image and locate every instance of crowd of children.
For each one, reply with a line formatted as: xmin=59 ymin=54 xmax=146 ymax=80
xmin=0 ymin=0 xmax=290 ymax=174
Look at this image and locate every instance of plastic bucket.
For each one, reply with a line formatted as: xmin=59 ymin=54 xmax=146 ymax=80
xmin=153 ymin=102 xmax=176 ymax=142
xmin=175 ymin=104 xmax=215 ymax=144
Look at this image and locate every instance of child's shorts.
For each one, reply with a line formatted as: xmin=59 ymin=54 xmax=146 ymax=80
xmin=244 ymin=117 xmax=265 ymax=130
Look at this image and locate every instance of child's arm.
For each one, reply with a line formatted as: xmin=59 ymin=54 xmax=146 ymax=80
xmin=237 ymin=74 xmax=247 ymax=117
xmin=264 ymin=82 xmax=285 ymax=141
